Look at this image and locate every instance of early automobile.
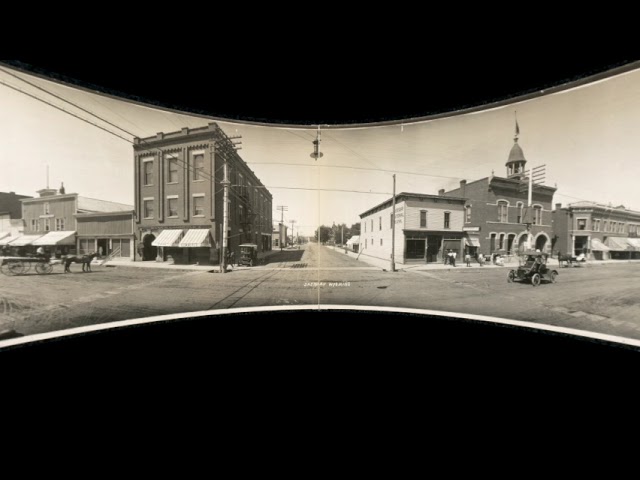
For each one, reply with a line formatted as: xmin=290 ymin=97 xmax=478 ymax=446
xmin=508 ymin=251 xmax=558 ymax=287
xmin=238 ymin=243 xmax=258 ymax=267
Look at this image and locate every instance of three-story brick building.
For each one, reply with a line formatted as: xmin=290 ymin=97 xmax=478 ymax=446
xmin=133 ymin=123 xmax=272 ymax=265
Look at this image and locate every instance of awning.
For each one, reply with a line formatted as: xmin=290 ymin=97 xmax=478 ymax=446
xmin=590 ymin=238 xmax=610 ymax=251
xmin=152 ymin=229 xmax=183 ymax=247
xmin=32 ymin=230 xmax=76 ymax=246
xmin=605 ymin=237 xmax=632 ymax=251
xmin=178 ymin=229 xmax=211 ymax=248
xmin=0 ymin=234 xmax=16 ymax=245
xmin=627 ymin=238 xmax=640 ymax=251
xmin=8 ymin=234 xmax=45 ymax=246
xmin=464 ymin=234 xmax=481 ymax=247
xmin=0 ymin=232 xmax=9 ymax=241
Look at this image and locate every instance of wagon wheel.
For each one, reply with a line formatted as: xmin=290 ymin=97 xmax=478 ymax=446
xmin=7 ymin=260 xmax=26 ymax=276
xmin=531 ymin=273 xmax=541 ymax=287
xmin=0 ymin=262 xmax=11 ymax=276
xmin=507 ymin=270 xmax=515 ymax=283
xmin=35 ymin=262 xmax=53 ymax=275
xmin=549 ymin=271 xmax=557 ymax=283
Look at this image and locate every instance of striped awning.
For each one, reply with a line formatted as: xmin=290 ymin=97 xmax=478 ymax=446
xmin=605 ymin=237 xmax=632 ymax=251
xmin=8 ymin=234 xmax=45 ymax=246
xmin=590 ymin=238 xmax=610 ymax=251
xmin=151 ymin=229 xmax=183 ymax=247
xmin=32 ymin=230 xmax=76 ymax=246
xmin=464 ymin=234 xmax=481 ymax=247
xmin=178 ymin=229 xmax=211 ymax=248
xmin=627 ymin=238 xmax=640 ymax=251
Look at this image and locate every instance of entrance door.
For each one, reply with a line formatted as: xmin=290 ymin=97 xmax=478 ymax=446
xmin=143 ymin=234 xmax=157 ymax=261
xmin=427 ymin=236 xmax=441 ymax=263
xmin=97 ymin=238 xmax=109 ymax=258
xmin=406 ymin=239 xmax=425 ymax=260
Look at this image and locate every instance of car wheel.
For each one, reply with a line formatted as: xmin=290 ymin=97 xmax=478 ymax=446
xmin=550 ymin=271 xmax=557 ymax=283
xmin=507 ymin=270 xmax=515 ymax=283
xmin=531 ymin=273 xmax=541 ymax=287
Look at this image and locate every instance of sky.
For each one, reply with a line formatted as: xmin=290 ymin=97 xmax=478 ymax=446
xmin=1 ymin=64 xmax=639 ymax=236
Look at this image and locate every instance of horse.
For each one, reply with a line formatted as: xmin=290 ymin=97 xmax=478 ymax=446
xmin=64 ymin=252 xmax=98 ymax=273
xmin=557 ymin=253 xmax=574 ymax=268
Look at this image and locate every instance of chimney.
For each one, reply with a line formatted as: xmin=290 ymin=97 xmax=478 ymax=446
xmin=156 ymin=132 xmax=164 ymax=140
xmin=555 ymin=203 xmax=562 ymax=210
xmin=181 ymin=127 xmax=189 ymax=135
xmin=460 ymin=180 xmax=467 ymax=197
xmin=438 ymin=189 xmax=445 ymax=196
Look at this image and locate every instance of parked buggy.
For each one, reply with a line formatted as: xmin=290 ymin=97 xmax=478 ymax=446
xmin=0 ymin=255 xmax=54 ymax=276
xmin=238 ymin=244 xmax=258 ymax=267
xmin=507 ymin=251 xmax=558 ymax=287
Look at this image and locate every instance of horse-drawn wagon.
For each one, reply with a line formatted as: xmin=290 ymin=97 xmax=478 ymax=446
xmin=507 ymin=251 xmax=559 ymax=287
xmin=0 ymin=255 xmax=55 ymax=276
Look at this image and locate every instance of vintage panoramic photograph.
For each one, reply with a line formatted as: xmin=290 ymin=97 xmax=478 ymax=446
xmin=1 ymin=60 xmax=639 ymax=349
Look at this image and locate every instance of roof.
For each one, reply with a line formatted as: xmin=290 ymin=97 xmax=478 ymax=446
xmin=77 ymin=196 xmax=133 ymax=213
xmin=506 ymin=139 xmax=526 ymax=165
xmin=566 ymin=201 xmax=640 ymax=216
xmin=360 ymin=192 xmax=467 ymax=218
xmin=346 ymin=235 xmax=360 ymax=244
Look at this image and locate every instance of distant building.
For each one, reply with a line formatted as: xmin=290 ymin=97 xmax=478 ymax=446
xmin=442 ymin=127 xmax=556 ymax=256
xmin=0 ymin=191 xmax=32 ymax=243
xmin=346 ymin=235 xmax=360 ymax=253
xmin=272 ymin=223 xmax=287 ymax=248
xmin=133 ymin=123 xmax=272 ymax=265
xmin=360 ymin=192 xmax=467 ymax=264
xmin=552 ymin=201 xmax=640 ymax=260
xmin=13 ymin=184 xmax=134 ymax=258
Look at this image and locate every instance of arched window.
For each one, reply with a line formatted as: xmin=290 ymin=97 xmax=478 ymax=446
xmin=497 ymin=201 xmax=508 ymax=223
xmin=465 ymin=205 xmax=471 ymax=223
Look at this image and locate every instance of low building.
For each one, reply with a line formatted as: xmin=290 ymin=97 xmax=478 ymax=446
xmin=272 ymin=224 xmax=287 ymax=249
xmin=12 ymin=184 xmax=134 ymax=258
xmin=346 ymin=235 xmax=360 ymax=253
xmin=552 ymin=201 xmax=640 ymax=260
xmin=0 ymin=191 xmax=32 ymax=243
xmin=360 ymin=192 xmax=467 ymax=264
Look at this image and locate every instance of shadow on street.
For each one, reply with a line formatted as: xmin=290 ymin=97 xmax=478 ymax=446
xmin=263 ymin=249 xmax=305 ymax=264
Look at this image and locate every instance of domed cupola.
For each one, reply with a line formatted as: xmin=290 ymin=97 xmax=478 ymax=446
xmin=506 ymin=116 xmax=526 ymax=179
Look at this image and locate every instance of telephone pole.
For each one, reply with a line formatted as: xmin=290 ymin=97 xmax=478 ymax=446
xmin=277 ymin=205 xmax=288 ymax=251
xmin=221 ymin=160 xmax=230 ymax=273
xmin=391 ymin=174 xmax=396 ymax=272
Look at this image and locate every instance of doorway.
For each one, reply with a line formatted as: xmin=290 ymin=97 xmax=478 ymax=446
xmin=143 ymin=233 xmax=157 ymax=261
xmin=427 ymin=236 xmax=441 ymax=263
xmin=97 ymin=238 xmax=109 ymax=258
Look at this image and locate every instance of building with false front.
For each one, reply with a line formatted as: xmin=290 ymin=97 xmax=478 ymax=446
xmin=133 ymin=123 xmax=272 ymax=265
xmin=359 ymin=192 xmax=467 ymax=264
xmin=8 ymin=184 xmax=134 ymax=259
xmin=441 ymin=128 xmax=556 ymax=257
xmin=552 ymin=201 xmax=640 ymax=260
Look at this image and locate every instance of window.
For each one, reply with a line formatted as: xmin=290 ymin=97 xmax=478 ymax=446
xmin=44 ymin=202 xmax=50 ymax=215
xmin=193 ymin=195 xmax=205 ymax=216
xmin=239 ymin=205 xmax=244 ymax=222
xmin=168 ymin=158 xmax=179 ymax=183
xmin=167 ymin=197 xmax=178 ymax=217
xmin=44 ymin=218 xmax=50 ymax=232
xmin=444 ymin=212 xmax=450 ymax=229
xmin=516 ymin=202 xmax=523 ymax=223
xmin=533 ymin=206 xmax=542 ymax=225
xmin=498 ymin=201 xmax=508 ymax=223
xmin=577 ymin=218 xmax=587 ymax=230
xmin=610 ymin=221 xmax=616 ymax=233
xmin=239 ymin=174 xmax=245 ymax=196
xmin=594 ymin=219 xmax=600 ymax=232
xmin=144 ymin=160 xmax=154 ymax=186
xmin=143 ymin=199 xmax=154 ymax=219
xmin=31 ymin=219 xmax=39 ymax=231
xmin=193 ymin=154 xmax=205 ymax=181
xmin=379 ymin=216 xmax=382 ymax=231
xmin=380 ymin=238 xmax=383 ymax=246
xmin=371 ymin=219 xmax=373 ymax=231
xmin=465 ymin=205 xmax=471 ymax=223
xmin=79 ymin=238 xmax=92 ymax=255
xmin=364 ymin=221 xmax=366 ymax=233
xmin=55 ymin=218 xmax=65 ymax=231
xmin=603 ymin=221 xmax=608 ymax=232
xmin=365 ymin=238 xmax=367 ymax=248
xmin=420 ymin=210 xmax=427 ymax=228
xmin=499 ymin=233 xmax=504 ymax=250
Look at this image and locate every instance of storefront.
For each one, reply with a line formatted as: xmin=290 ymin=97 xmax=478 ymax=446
xmin=590 ymin=238 xmax=610 ymax=260
xmin=5 ymin=234 xmax=44 ymax=254
xmin=32 ymin=230 xmax=77 ymax=257
xmin=76 ymin=211 xmax=135 ymax=260
xmin=151 ymin=229 xmax=184 ymax=263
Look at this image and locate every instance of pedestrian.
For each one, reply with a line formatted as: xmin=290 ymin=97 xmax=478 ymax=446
xmin=477 ymin=254 xmax=484 ymax=267
xmin=450 ymin=250 xmax=456 ymax=267
xmin=444 ymin=249 xmax=449 ymax=265
xmin=465 ymin=252 xmax=471 ymax=267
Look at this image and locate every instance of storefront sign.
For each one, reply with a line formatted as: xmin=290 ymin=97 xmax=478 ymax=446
xmin=463 ymin=226 xmax=480 ymax=232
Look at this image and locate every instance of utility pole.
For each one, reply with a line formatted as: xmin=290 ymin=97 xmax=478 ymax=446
xmin=221 ymin=160 xmax=230 ymax=273
xmin=277 ymin=205 xmax=288 ymax=251
xmin=391 ymin=174 xmax=396 ymax=272
xmin=290 ymin=219 xmax=296 ymax=246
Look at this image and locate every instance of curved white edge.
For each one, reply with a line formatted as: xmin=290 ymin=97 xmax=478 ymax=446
xmin=1 ymin=305 xmax=639 ymax=351
xmin=2 ymin=60 xmax=639 ymax=130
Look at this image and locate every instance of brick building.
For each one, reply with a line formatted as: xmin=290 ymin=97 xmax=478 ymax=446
xmin=360 ymin=192 xmax=467 ymax=264
xmin=442 ymin=130 xmax=556 ymax=257
xmin=133 ymin=123 xmax=272 ymax=265
xmin=552 ymin=201 xmax=640 ymax=260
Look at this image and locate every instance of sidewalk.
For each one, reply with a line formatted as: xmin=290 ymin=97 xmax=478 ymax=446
xmin=329 ymin=245 xmax=640 ymax=272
